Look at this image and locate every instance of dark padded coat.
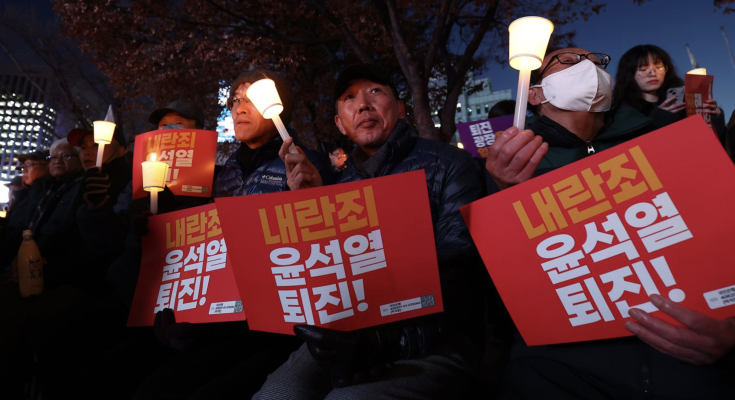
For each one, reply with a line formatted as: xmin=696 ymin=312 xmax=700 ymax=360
xmin=504 ymin=106 xmax=735 ymax=399
xmin=214 ymin=134 xmax=333 ymax=198
xmin=339 ymin=119 xmax=488 ymax=351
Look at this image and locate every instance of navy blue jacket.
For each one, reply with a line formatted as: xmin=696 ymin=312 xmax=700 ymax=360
xmin=214 ymin=134 xmax=332 ymax=197
xmin=340 ymin=119 xmax=488 ymax=349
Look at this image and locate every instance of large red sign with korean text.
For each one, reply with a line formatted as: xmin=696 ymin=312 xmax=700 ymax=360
xmin=461 ymin=116 xmax=735 ymax=346
xmin=214 ymin=170 xmax=442 ymax=335
xmin=128 ymin=203 xmax=245 ymax=326
xmin=132 ymin=129 xmax=218 ymax=199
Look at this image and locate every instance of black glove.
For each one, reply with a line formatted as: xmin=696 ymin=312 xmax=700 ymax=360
xmin=154 ymin=308 xmax=202 ymax=352
xmin=132 ymin=210 xmax=152 ymax=241
xmin=294 ymin=324 xmax=404 ymax=388
xmin=82 ymin=167 xmax=111 ymax=209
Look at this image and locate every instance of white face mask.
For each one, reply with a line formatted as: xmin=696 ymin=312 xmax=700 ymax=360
xmin=531 ymin=59 xmax=612 ymax=112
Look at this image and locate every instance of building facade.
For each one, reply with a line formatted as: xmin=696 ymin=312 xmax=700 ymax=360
xmin=431 ymin=77 xmax=512 ymax=144
xmin=0 ymin=67 xmax=58 ymax=182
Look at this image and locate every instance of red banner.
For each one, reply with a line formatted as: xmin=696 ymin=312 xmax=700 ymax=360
xmin=461 ymin=116 xmax=735 ymax=346
xmin=128 ymin=203 xmax=245 ymax=326
xmin=132 ymin=129 xmax=218 ymax=199
xmin=214 ymin=170 xmax=442 ymax=335
xmin=685 ymin=74 xmax=714 ymax=130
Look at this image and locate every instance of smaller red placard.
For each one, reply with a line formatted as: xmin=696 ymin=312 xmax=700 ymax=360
xmin=132 ymin=129 xmax=218 ymax=199
xmin=685 ymin=74 xmax=714 ymax=130
xmin=128 ymin=203 xmax=245 ymax=326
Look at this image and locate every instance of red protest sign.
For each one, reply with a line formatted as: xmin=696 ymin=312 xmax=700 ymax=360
xmin=461 ymin=115 xmax=735 ymax=346
xmin=132 ymin=129 xmax=218 ymax=199
xmin=685 ymin=73 xmax=714 ymax=130
xmin=214 ymin=170 xmax=442 ymax=335
xmin=128 ymin=203 xmax=245 ymax=326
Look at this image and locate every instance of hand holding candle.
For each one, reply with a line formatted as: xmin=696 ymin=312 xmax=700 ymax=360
xmin=93 ymin=120 xmax=116 ymax=168
xmin=142 ymin=153 xmax=169 ymax=215
xmin=508 ymin=16 xmax=554 ymax=131
xmin=246 ymin=78 xmax=298 ymax=154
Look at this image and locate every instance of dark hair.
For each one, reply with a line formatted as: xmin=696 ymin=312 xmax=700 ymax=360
xmin=487 ymin=100 xmax=516 ymax=119
xmin=227 ymin=69 xmax=293 ymax=126
xmin=612 ymin=44 xmax=684 ymax=111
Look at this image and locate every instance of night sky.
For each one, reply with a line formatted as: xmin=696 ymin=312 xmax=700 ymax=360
xmin=4 ymin=0 xmax=735 ymax=123
xmin=484 ymin=0 xmax=735 ymax=123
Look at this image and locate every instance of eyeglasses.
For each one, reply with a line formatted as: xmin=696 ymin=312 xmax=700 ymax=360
xmin=331 ymin=153 xmax=347 ymax=160
xmin=22 ymin=162 xmax=45 ymax=171
xmin=229 ymin=97 xmax=250 ymax=110
xmin=636 ymin=65 xmax=668 ymax=76
xmin=537 ymin=52 xmax=611 ymax=79
xmin=46 ymin=154 xmax=77 ymax=162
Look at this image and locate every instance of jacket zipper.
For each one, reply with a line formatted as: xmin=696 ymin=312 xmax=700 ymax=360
xmin=586 ymin=141 xmax=595 ymax=155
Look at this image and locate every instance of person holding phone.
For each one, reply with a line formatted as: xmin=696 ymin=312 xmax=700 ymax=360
xmin=612 ymin=44 xmax=722 ymax=131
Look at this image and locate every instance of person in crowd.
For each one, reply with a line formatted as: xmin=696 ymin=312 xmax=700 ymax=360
xmin=327 ymin=142 xmax=348 ymax=174
xmin=3 ymin=176 xmax=25 ymax=213
xmin=487 ymin=99 xmax=516 ymax=120
xmin=0 ymin=138 xmax=91 ymax=398
xmin=486 ymin=46 xmax=735 ymax=399
xmin=150 ymin=99 xmax=205 ymax=131
xmin=0 ymin=151 xmax=51 ymax=267
xmin=134 ymin=70 xmax=331 ymax=400
xmin=49 ymin=102 xmax=208 ymax=400
xmin=68 ymin=127 xmax=131 ymax=254
xmin=19 ymin=150 xmax=50 ymax=188
xmin=0 ymin=150 xmax=50 ymax=275
xmin=253 ymin=63 xmax=489 ymax=399
xmin=612 ymin=44 xmax=725 ymax=135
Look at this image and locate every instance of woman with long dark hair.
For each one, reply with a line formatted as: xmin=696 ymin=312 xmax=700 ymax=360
xmin=613 ymin=44 xmax=721 ymax=130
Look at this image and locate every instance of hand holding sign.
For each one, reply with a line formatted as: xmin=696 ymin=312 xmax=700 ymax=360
xmin=625 ymin=294 xmax=735 ymax=365
xmin=485 ymin=126 xmax=548 ymax=190
xmin=294 ymin=324 xmax=402 ymax=387
xmin=702 ymin=99 xmax=721 ymax=116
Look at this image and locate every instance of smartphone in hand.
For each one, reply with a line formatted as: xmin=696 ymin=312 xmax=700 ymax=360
xmin=666 ymin=86 xmax=685 ymax=104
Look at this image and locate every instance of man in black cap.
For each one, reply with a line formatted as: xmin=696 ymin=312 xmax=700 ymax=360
xmin=255 ymin=64 xmax=490 ymax=398
xmin=0 ymin=150 xmax=51 ymax=277
xmin=149 ymin=99 xmax=205 ymax=130
xmin=134 ymin=71 xmax=332 ymax=400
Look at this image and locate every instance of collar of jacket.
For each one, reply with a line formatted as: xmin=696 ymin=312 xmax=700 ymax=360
xmin=527 ymin=105 xmax=652 ymax=149
xmin=234 ymin=133 xmax=283 ymax=177
xmin=346 ymin=119 xmax=415 ymax=178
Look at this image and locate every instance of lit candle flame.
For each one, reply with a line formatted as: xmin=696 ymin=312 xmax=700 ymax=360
xmin=149 ymin=153 xmax=157 ymax=162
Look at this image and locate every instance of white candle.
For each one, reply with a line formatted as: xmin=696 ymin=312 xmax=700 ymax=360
xmin=93 ymin=120 xmax=116 ymax=168
xmin=142 ymin=153 xmax=169 ymax=215
xmin=246 ymin=79 xmax=298 ymax=154
xmin=508 ymin=16 xmax=554 ymax=131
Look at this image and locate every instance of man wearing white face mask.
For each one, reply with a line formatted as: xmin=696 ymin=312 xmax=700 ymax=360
xmin=485 ymin=47 xmax=658 ymax=191
xmin=488 ymin=48 xmax=735 ymax=399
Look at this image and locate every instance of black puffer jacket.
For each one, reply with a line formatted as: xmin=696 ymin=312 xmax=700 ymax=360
xmin=340 ymin=119 xmax=488 ymax=350
xmin=214 ymin=134 xmax=332 ymax=197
